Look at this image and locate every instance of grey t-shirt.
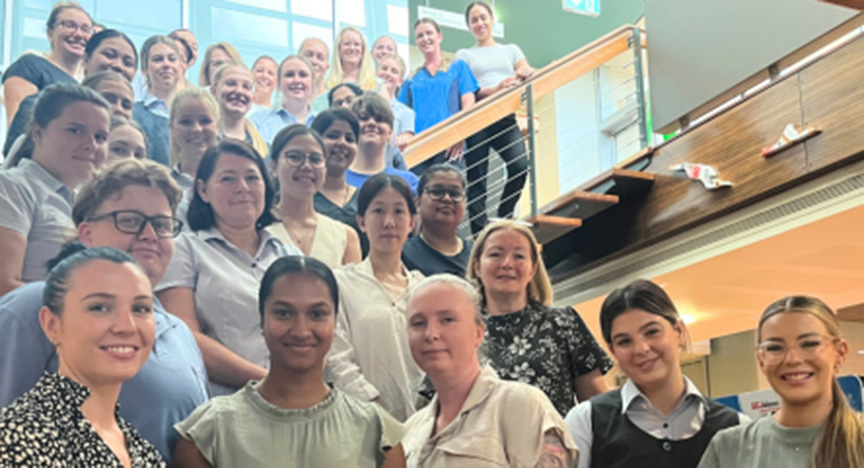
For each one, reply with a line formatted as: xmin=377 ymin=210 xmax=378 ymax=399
xmin=697 ymin=415 xmax=821 ymax=468
xmin=454 ymin=43 xmax=526 ymax=89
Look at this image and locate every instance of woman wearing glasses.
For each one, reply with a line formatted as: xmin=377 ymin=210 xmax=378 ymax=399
xmin=566 ymin=279 xmax=744 ymax=468
xmin=269 ymin=124 xmax=361 ymax=268
xmin=0 ymin=159 xmax=208 ymax=463
xmin=698 ymin=296 xmax=863 ymax=468
xmin=3 ymin=2 xmax=93 ymax=124
xmin=402 ymin=164 xmax=473 ymax=277
xmin=156 ymin=140 xmax=301 ymax=396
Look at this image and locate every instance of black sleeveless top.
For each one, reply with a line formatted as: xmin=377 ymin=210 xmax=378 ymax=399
xmin=590 ymin=388 xmax=739 ymax=468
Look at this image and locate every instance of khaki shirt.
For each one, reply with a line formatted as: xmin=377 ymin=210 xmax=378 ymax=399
xmin=402 ymin=366 xmax=579 ymax=467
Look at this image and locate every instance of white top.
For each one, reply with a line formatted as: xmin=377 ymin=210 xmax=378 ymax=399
xmin=269 ymin=214 xmax=348 ymax=269
xmin=565 ymin=377 xmax=750 ymax=468
xmin=454 ymin=43 xmax=526 ymax=89
xmin=327 ymin=258 xmax=425 ymax=422
xmin=156 ymin=227 xmax=301 ymax=395
xmin=402 ymin=366 xmax=579 ymax=467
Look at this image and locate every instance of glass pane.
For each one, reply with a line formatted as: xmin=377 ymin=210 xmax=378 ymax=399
xmin=339 ymin=0 xmax=365 ymax=27
xmin=291 ymin=21 xmax=333 ymax=53
xmin=211 ymin=7 xmax=288 ymax=48
xmin=291 ymin=0 xmax=332 ymax=21
xmin=386 ymin=4 xmax=408 ymax=37
xmin=227 ymin=0 xmax=287 ymax=13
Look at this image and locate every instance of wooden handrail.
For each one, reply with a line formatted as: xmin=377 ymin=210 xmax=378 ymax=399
xmin=403 ymin=25 xmax=639 ymax=168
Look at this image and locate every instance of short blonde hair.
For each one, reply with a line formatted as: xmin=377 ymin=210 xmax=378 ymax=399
xmin=199 ymin=42 xmax=243 ymax=87
xmin=466 ymin=220 xmax=553 ymax=306
xmin=169 ymin=86 xmax=219 ymax=167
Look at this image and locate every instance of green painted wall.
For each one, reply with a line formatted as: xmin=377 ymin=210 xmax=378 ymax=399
xmin=407 ymin=0 xmax=645 ymax=67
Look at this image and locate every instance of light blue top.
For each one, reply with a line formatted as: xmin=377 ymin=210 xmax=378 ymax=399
xmin=0 ymin=282 xmax=210 ymax=463
xmin=249 ymin=106 xmax=317 ymax=146
xmin=391 ymin=98 xmax=415 ymax=137
xmin=0 ymin=158 xmax=75 ymax=282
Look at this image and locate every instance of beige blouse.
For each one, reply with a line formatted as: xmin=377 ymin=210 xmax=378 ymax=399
xmin=270 ymin=213 xmax=348 ymax=269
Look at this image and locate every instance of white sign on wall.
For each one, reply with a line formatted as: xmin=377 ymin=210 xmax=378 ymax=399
xmin=417 ymin=6 xmax=505 ymax=38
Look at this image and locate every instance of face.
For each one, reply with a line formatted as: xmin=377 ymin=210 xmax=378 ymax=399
xmin=357 ymin=111 xmax=393 ymax=150
xmin=609 ymin=309 xmax=685 ymax=389
xmin=171 ymin=97 xmax=218 ymax=158
xmin=86 ymin=36 xmax=137 ymax=81
xmin=263 ymin=274 xmax=336 ymax=373
xmin=146 ymin=43 xmax=181 ymax=90
xmin=94 ymin=79 xmax=134 ymax=119
xmin=48 ymin=8 xmax=92 ymax=57
xmin=214 ymin=66 xmax=254 ymax=116
xmin=77 ymin=185 xmax=176 ymax=287
xmin=358 ymin=187 xmax=415 ymax=254
xmin=757 ymin=312 xmax=848 ymax=408
xmin=415 ymin=22 xmax=442 ymax=55
xmin=468 ymin=5 xmax=494 ymax=42
xmin=275 ymin=134 xmax=326 ymax=198
xmin=330 ymin=86 xmax=358 ymax=109
xmin=106 ymin=124 xmax=146 ymax=162
xmin=279 ymin=58 xmax=313 ymax=104
xmin=339 ymin=30 xmax=364 ymax=67
xmin=174 ymin=30 xmax=199 ymax=66
xmin=376 ymin=57 xmax=404 ymax=87
xmin=197 ymin=153 xmax=266 ymax=230
xmin=253 ymin=58 xmax=278 ymax=96
xmin=321 ymin=120 xmax=357 ymax=174
xmin=299 ymin=40 xmax=330 ymax=80
xmin=408 ymin=283 xmax=484 ymax=376
xmin=372 ymin=36 xmax=397 ymax=63
xmin=41 ymin=261 xmax=155 ymax=388
xmin=33 ymin=101 xmax=110 ymax=188
xmin=207 ymin=47 xmax=232 ymax=85
xmin=474 ymin=228 xmax=537 ymax=299
xmin=418 ymin=172 xmax=465 ymax=227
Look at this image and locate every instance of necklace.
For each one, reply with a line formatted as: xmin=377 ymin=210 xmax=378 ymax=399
xmin=282 ymin=217 xmax=317 ymax=254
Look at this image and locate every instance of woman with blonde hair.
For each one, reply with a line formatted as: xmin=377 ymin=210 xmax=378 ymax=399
xmin=699 ymin=296 xmax=864 ymax=468
xmin=169 ymin=86 xmax=219 ymax=193
xmin=250 ymin=55 xmax=317 ymax=143
xmin=198 ymin=42 xmax=243 ymax=91
xmin=324 ymin=27 xmax=377 ymax=91
xmin=211 ymin=62 xmax=268 ymax=157
xmin=467 ymin=220 xmax=613 ymax=416
xmin=134 ymin=35 xmax=184 ymax=166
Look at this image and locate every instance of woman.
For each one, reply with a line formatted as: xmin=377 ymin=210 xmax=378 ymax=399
xmin=198 ymin=42 xmax=243 ymax=92
xmin=298 ymin=38 xmax=331 ymax=113
xmin=348 ymin=93 xmax=418 ymax=193
xmin=134 ymin=35 xmax=184 ymax=166
xmin=328 ymin=173 xmax=425 ymax=422
xmin=250 ymin=55 xmax=317 ymax=143
xmin=211 ymin=62 xmax=268 ymax=156
xmin=402 ymin=274 xmax=578 ymax=467
xmin=172 ymin=256 xmax=405 ymax=467
xmin=169 ymin=86 xmax=220 ymax=197
xmin=399 ymin=18 xmax=478 ymax=176
xmin=372 ymin=35 xmax=398 ymax=65
xmin=156 ymin=140 xmax=301 ymax=396
xmin=457 ymin=2 xmax=531 ymax=235
xmin=698 ymin=296 xmax=864 ymax=468
xmin=325 ymin=27 xmax=377 ymax=91
xmin=251 ymin=55 xmax=278 ymax=112
xmin=328 ymin=82 xmax=363 ymax=109
xmin=468 ymin=220 xmax=613 ymax=416
xmin=3 ymin=2 xmax=92 ymax=124
xmin=107 ymin=115 xmax=147 ymax=162
xmin=0 ymin=83 xmax=110 ymax=296
xmin=376 ymin=54 xmax=415 ymax=152
xmin=269 ymin=125 xmax=361 ymax=267
xmin=0 ymin=247 xmax=165 ymax=466
xmin=402 ymin=164 xmax=473 ymax=277
xmin=567 ymin=279 xmax=745 ymax=468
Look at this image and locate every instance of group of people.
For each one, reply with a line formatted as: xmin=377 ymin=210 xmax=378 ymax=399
xmin=0 ymin=1 xmax=861 ymax=467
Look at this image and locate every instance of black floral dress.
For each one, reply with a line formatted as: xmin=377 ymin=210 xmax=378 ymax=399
xmin=482 ymin=301 xmax=614 ymax=415
xmin=0 ymin=372 xmax=166 ymax=467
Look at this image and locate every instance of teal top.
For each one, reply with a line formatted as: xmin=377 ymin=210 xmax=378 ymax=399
xmin=698 ymin=415 xmax=821 ymax=468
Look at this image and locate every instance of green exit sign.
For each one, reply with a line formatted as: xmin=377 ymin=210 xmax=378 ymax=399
xmin=563 ymin=0 xmax=601 ymax=17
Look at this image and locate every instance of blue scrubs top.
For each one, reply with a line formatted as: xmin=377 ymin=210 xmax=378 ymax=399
xmin=398 ymin=59 xmax=478 ymax=134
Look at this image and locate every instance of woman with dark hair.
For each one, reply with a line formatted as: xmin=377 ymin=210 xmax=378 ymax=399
xmin=172 ymin=256 xmax=405 ymax=467
xmin=134 ymin=35 xmax=184 ymax=166
xmin=0 ymin=247 xmax=165 ymax=466
xmin=402 ymin=164 xmax=473 ymax=277
xmin=329 ymin=173 xmax=425 ymax=421
xmin=699 ymin=296 xmax=864 ymax=468
xmin=567 ymin=279 xmax=744 ymax=468
xmin=269 ymin=124 xmax=361 ymax=267
xmin=106 ymin=115 xmax=147 ymax=162
xmin=311 ymin=108 xmax=360 ymax=226
xmin=3 ymin=2 xmax=93 ymax=123
xmin=0 ymin=83 xmax=110 ymax=295
xmin=328 ymin=82 xmax=363 ymax=109
xmin=156 ymin=139 xmax=301 ymax=396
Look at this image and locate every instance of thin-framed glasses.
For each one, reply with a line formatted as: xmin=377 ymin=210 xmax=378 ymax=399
xmin=424 ymin=185 xmax=465 ymax=202
xmin=757 ymin=335 xmax=838 ymax=365
xmin=88 ymin=210 xmax=183 ymax=238
xmin=56 ymin=20 xmax=93 ymax=35
xmin=283 ymin=150 xmax=326 ymax=168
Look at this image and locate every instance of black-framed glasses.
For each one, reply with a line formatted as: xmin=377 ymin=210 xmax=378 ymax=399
xmin=88 ymin=210 xmax=183 ymax=238
xmin=283 ymin=151 xmax=326 ymax=168
xmin=424 ymin=185 xmax=465 ymax=202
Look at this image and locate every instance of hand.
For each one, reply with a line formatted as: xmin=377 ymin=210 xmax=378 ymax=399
xmin=395 ymin=133 xmax=412 ymax=152
xmin=516 ymin=66 xmax=535 ymax=80
xmin=445 ymin=141 xmax=465 ymax=162
xmin=497 ymin=77 xmax=520 ymax=92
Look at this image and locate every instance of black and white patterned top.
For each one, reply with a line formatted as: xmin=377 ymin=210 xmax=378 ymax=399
xmin=0 ymin=372 xmax=166 ymax=467
xmin=482 ymin=301 xmax=614 ymax=416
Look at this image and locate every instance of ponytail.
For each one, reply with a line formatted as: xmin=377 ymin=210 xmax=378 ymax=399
xmin=812 ymin=378 xmax=864 ymax=468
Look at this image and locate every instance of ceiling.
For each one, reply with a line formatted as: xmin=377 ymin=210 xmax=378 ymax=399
xmin=574 ymin=203 xmax=864 ymax=344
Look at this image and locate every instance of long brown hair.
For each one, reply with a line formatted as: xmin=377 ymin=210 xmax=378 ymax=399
xmin=759 ymin=295 xmax=864 ymax=468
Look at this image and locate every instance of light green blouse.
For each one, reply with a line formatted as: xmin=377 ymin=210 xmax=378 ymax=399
xmin=698 ymin=415 xmax=821 ymax=468
xmin=176 ymin=381 xmax=404 ymax=467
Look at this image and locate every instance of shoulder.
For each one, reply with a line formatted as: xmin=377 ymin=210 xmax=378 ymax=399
xmin=710 ymin=416 xmax=768 ymax=449
xmin=3 ymin=54 xmax=49 ymax=80
xmin=0 ymin=281 xmax=45 ymax=322
xmin=495 ymin=378 xmax=558 ymax=416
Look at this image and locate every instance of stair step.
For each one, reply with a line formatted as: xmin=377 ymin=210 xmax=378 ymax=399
xmin=584 ymin=168 xmax=656 ymax=195
xmin=527 ymin=215 xmax=583 ymax=244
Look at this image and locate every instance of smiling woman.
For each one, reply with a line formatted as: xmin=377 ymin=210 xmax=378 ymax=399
xmin=133 ymin=35 xmax=185 ymax=166
xmin=212 ymin=62 xmax=268 ymax=157
xmin=249 ymin=55 xmax=318 ymax=143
